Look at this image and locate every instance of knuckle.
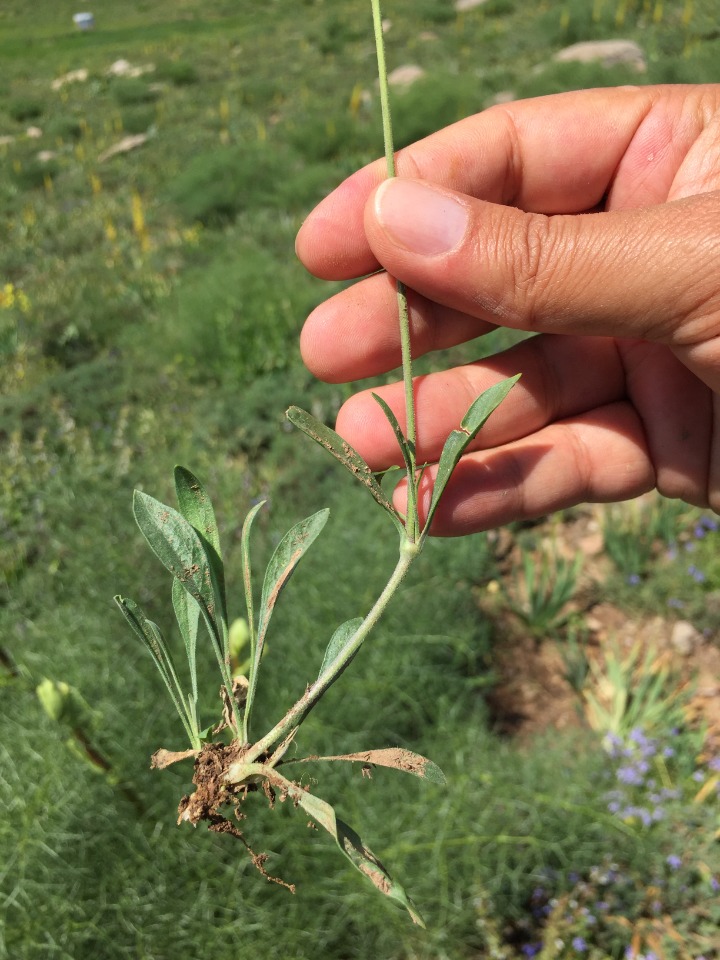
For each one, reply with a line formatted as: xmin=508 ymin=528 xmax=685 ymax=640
xmin=513 ymin=215 xmax=555 ymax=294
xmin=559 ymin=422 xmax=594 ymax=501
xmin=498 ymin=213 xmax=565 ymax=329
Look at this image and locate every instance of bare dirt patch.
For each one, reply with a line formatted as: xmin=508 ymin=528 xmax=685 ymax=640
xmin=481 ymin=505 xmax=720 ymax=747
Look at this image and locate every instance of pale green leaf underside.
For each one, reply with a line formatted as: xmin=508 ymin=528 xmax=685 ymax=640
xmin=257 ymin=508 xmax=330 ymax=649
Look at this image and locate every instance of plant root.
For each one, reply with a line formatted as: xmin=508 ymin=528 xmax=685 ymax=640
xmin=176 ymin=740 xmax=295 ymax=893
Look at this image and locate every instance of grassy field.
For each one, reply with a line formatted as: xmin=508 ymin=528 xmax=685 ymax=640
xmin=2 ymin=0 xmax=720 ymax=957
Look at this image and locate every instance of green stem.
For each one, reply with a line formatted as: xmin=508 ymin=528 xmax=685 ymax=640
xmin=243 ymin=538 xmax=420 ymax=763
xmin=371 ymin=0 xmax=418 ymax=541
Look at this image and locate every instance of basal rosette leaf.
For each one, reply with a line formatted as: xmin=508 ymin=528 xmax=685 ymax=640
xmin=173 ymin=466 xmax=222 ymax=555
xmin=172 ymin=578 xmax=200 ymax=705
xmin=114 ymin=595 xmax=199 ymax=748
xmin=243 ymin=508 xmax=329 ymax=736
xmin=289 ymin=747 xmax=446 ymax=785
xmin=298 ymin=789 xmax=425 ymax=927
xmin=174 ymin=466 xmax=227 ymax=631
xmin=225 ymin=763 xmax=424 ymax=926
xmin=132 ymin=491 xmax=215 ymax=619
xmin=132 ymin=489 xmax=238 ymax=728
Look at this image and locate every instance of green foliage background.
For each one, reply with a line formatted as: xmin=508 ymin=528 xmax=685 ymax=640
xmin=1 ymin=0 xmax=719 ymax=957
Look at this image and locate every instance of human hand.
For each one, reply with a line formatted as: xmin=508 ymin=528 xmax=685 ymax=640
xmin=296 ymin=84 xmax=720 ymax=535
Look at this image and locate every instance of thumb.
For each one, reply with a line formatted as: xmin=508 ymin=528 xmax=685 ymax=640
xmin=365 ymin=178 xmax=720 ymax=375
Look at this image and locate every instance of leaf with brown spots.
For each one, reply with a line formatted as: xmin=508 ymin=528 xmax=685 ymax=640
xmin=286 ymin=407 xmax=404 ymax=535
xmin=290 ymin=747 xmax=446 ymax=785
xmin=226 ymin=762 xmax=424 ymax=926
xmin=132 ymin=490 xmax=238 ymax=729
xmin=174 ymin=467 xmax=227 ymax=635
xmin=133 ymin=491 xmax=214 ymax=619
xmin=292 ymin=783 xmax=425 ymax=926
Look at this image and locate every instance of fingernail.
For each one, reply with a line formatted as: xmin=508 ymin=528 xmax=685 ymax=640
xmin=374 ymin=179 xmax=469 ymax=256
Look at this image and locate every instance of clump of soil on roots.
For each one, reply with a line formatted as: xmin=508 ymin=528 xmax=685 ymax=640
xmin=174 ymin=741 xmax=296 ymax=893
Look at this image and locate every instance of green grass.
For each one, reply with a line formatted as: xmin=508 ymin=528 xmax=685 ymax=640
xmin=2 ymin=0 xmax=720 ymax=956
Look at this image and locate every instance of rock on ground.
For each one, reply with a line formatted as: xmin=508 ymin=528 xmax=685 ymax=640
xmin=387 ymin=65 xmax=425 ymax=88
xmin=98 ymin=133 xmax=149 ymax=163
xmin=671 ymin=620 xmax=703 ymax=656
xmin=455 ymin=0 xmax=492 ymax=10
xmin=553 ymin=39 xmax=647 ymax=72
xmin=51 ymin=69 xmax=89 ymax=91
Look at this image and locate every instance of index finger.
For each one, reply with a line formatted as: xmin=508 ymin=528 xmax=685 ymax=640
xmin=295 ymin=84 xmax=694 ymax=280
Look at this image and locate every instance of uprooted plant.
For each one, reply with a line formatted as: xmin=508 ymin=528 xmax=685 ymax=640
xmin=114 ymin=0 xmax=518 ymax=924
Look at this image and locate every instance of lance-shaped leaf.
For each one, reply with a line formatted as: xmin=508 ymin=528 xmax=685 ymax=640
xmin=172 ymin=578 xmax=200 ymax=704
xmin=290 ymin=747 xmax=446 ymax=785
xmin=225 ymin=763 xmax=424 ymax=926
xmin=114 ymin=596 xmax=198 ymax=747
xmin=173 ymin=466 xmax=221 ymax=554
xmin=287 ymin=406 xmax=404 ymax=535
xmin=371 ymin=394 xmax=414 ymax=477
xmin=174 ymin=466 xmax=227 ymax=631
xmin=239 ymin=499 xmax=265 ymax=740
xmin=318 ymin=617 xmax=363 ymax=679
xmin=244 ymin=508 xmax=329 ymax=734
xmin=295 ymin=787 xmax=424 ymax=926
xmin=133 ymin=491 xmax=215 ymax=619
xmin=423 ymin=375 xmax=520 ymax=536
xmin=133 ymin=490 xmax=238 ymax=725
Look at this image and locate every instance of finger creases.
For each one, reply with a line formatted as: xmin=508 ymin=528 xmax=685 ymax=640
xmin=335 ymin=334 xmax=626 ymax=469
xmin=300 ymin=271 xmax=492 ymax=382
xmin=296 ymin=84 xmax=695 ymax=279
xmin=364 ymin=183 xmax=720 ymax=348
xmin=402 ymin=402 xmax=655 ymax=537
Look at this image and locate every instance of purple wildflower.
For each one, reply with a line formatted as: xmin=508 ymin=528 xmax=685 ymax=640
xmin=572 ymin=937 xmax=587 ymax=952
xmin=666 ymin=854 xmax=682 ymax=870
xmin=617 ymin=765 xmax=645 ymax=786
